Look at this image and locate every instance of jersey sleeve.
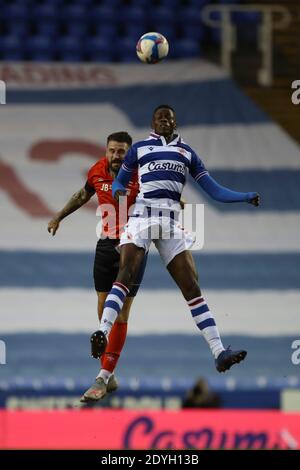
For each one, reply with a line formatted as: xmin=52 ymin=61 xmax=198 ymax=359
xmin=84 ymin=180 xmax=95 ymax=194
xmin=121 ymin=145 xmax=138 ymax=173
xmin=85 ymin=167 xmax=96 ymax=194
xmin=189 ymin=149 xmax=209 ymax=182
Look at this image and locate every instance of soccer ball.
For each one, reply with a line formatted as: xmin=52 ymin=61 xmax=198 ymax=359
xmin=136 ymin=32 xmax=169 ymax=64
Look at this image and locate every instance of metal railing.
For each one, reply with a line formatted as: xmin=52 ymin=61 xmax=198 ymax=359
xmin=202 ymin=4 xmax=292 ymax=86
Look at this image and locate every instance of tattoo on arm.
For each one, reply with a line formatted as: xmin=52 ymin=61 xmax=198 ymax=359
xmin=56 ymin=188 xmax=92 ymax=221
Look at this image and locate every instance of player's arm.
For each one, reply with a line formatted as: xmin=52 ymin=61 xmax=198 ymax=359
xmin=190 ymin=151 xmax=260 ymax=206
xmin=47 ymin=185 xmax=94 ymax=236
xmin=199 ymin=174 xmax=260 ymax=206
xmin=112 ymin=145 xmax=138 ymax=201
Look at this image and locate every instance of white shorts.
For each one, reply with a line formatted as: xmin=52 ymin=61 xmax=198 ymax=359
xmin=120 ymin=214 xmax=195 ymax=266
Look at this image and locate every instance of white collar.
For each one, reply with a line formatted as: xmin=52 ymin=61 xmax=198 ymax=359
xmin=148 ymin=133 xmax=181 ymax=146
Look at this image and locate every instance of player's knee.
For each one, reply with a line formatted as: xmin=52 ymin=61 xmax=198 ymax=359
xmin=182 ymin=279 xmax=200 ymax=300
xmin=117 ymin=265 xmax=137 ymax=287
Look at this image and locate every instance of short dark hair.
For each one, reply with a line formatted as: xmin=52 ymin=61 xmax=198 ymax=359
xmin=153 ymin=104 xmax=175 ymax=117
xmin=107 ymin=131 xmax=132 ymax=147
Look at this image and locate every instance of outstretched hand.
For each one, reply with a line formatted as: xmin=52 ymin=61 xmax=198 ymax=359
xmin=248 ymin=193 xmax=260 ymax=207
xmin=47 ymin=217 xmax=60 ymax=236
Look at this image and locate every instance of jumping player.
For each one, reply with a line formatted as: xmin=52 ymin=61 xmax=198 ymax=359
xmin=92 ymin=105 xmax=260 ymax=373
xmin=47 ymin=132 xmax=146 ymax=401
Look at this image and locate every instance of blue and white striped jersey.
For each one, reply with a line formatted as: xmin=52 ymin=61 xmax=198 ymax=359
xmin=121 ymin=132 xmax=208 ymax=211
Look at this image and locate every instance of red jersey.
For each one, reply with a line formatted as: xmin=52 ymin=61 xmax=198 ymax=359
xmin=86 ymin=157 xmax=139 ymax=239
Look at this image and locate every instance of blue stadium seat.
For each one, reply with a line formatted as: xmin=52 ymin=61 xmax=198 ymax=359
xmin=59 ymin=4 xmax=88 ymax=29
xmin=1 ymin=4 xmax=29 ymax=22
xmin=34 ymin=0 xmax=64 ymax=5
xmin=116 ymin=37 xmax=139 ymax=62
xmin=160 ymin=0 xmax=181 ymax=7
xmin=187 ymin=0 xmax=209 ymax=7
xmin=90 ymin=6 xmax=116 ymax=24
xmin=26 ymin=35 xmax=55 ymax=61
xmin=84 ymin=36 xmax=114 ymax=62
xmin=69 ymin=0 xmax=94 ymax=6
xmin=123 ymin=23 xmax=147 ymax=42
xmin=149 ymin=7 xmax=176 ymax=26
xmin=65 ymin=22 xmax=89 ymax=38
xmin=0 ymin=35 xmax=25 ymax=60
xmin=57 ymin=36 xmax=83 ymax=62
xmin=232 ymin=11 xmax=261 ymax=25
xmin=120 ymin=7 xmax=145 ymax=24
xmin=172 ymin=39 xmax=201 ymax=59
xmin=100 ymin=0 xmax=123 ymax=7
xmin=177 ymin=7 xmax=203 ymax=26
xmin=32 ymin=4 xmax=57 ymax=23
xmin=151 ymin=24 xmax=176 ymax=43
xmin=181 ymin=24 xmax=204 ymax=42
xmin=219 ymin=0 xmax=239 ymax=4
xmin=6 ymin=21 xmax=30 ymax=38
xmin=94 ymin=22 xmax=118 ymax=39
xmin=36 ymin=21 xmax=60 ymax=38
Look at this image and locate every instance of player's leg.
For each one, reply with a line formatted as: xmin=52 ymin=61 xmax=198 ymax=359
xmin=87 ymin=249 xmax=147 ymax=400
xmin=98 ymin=292 xmax=133 ymax=384
xmin=96 ymin=246 xmax=147 ymax=379
xmin=80 ymin=239 xmax=122 ymax=403
xmin=166 ymin=250 xmax=247 ymax=372
xmin=80 ymin=293 xmax=133 ymax=403
xmin=166 ymin=249 xmax=224 ymax=357
xmin=98 ymin=242 xmax=146 ymax=343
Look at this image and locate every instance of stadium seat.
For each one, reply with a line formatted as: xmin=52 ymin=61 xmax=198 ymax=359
xmin=57 ymin=36 xmax=83 ymax=62
xmin=177 ymin=7 xmax=203 ymax=27
xmin=84 ymin=36 xmax=114 ymax=62
xmin=151 ymin=24 xmax=176 ymax=43
xmin=65 ymin=22 xmax=89 ymax=38
xmin=6 ymin=21 xmax=30 ymax=38
xmin=60 ymin=4 xmax=88 ymax=24
xmin=149 ymin=7 xmax=176 ymax=26
xmin=119 ymin=6 xmax=145 ymax=24
xmin=232 ymin=11 xmax=261 ymax=25
xmin=181 ymin=24 xmax=204 ymax=42
xmin=123 ymin=23 xmax=147 ymax=42
xmin=32 ymin=4 xmax=57 ymax=23
xmin=34 ymin=0 xmax=64 ymax=5
xmin=219 ymin=0 xmax=239 ymax=4
xmin=116 ymin=37 xmax=139 ymax=62
xmin=90 ymin=6 xmax=116 ymax=24
xmin=26 ymin=35 xmax=55 ymax=61
xmin=1 ymin=4 xmax=29 ymax=22
xmin=0 ymin=35 xmax=25 ymax=61
xmin=36 ymin=21 xmax=60 ymax=38
xmin=93 ymin=22 xmax=118 ymax=39
xmin=68 ymin=0 xmax=94 ymax=6
xmin=172 ymin=39 xmax=201 ymax=59
xmin=159 ymin=0 xmax=181 ymax=8
xmin=187 ymin=0 xmax=210 ymax=7
xmin=100 ymin=0 xmax=123 ymax=7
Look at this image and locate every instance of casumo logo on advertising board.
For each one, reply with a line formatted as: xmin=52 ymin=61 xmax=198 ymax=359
xmin=122 ymin=415 xmax=294 ymax=450
xmin=0 ymin=410 xmax=299 ymax=449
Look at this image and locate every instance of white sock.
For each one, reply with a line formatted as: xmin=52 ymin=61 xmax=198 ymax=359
xmin=96 ymin=369 xmax=112 ymax=384
xmin=100 ymin=282 xmax=129 ymax=338
xmin=188 ymin=296 xmax=225 ymax=359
